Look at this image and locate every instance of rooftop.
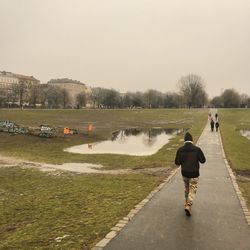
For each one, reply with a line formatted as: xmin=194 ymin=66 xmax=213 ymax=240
xmin=0 ymin=71 xmax=39 ymax=82
xmin=48 ymin=78 xmax=85 ymax=85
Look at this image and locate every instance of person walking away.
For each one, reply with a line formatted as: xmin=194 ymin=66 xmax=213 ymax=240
xmin=215 ymin=113 xmax=218 ymax=121
xmin=210 ymin=118 xmax=215 ymax=132
xmin=175 ymin=132 xmax=206 ymax=216
xmin=208 ymin=112 xmax=212 ymax=122
xmin=215 ymin=120 xmax=219 ymax=132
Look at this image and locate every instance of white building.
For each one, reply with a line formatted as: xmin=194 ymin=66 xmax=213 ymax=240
xmin=0 ymin=71 xmax=18 ymax=89
xmin=0 ymin=71 xmax=39 ymax=89
xmin=0 ymin=71 xmax=40 ymax=107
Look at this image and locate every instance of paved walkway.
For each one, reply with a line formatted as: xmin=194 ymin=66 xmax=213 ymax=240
xmin=104 ymin=122 xmax=250 ymax=250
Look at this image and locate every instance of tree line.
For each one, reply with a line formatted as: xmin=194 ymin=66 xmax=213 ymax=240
xmin=0 ymin=74 xmax=249 ymax=108
xmin=210 ymin=89 xmax=250 ymax=108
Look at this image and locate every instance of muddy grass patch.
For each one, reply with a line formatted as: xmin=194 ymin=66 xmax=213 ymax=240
xmin=0 ymin=166 xmax=165 ymax=249
xmin=235 ymin=170 xmax=250 ymax=178
xmin=235 ymin=170 xmax=250 ymax=182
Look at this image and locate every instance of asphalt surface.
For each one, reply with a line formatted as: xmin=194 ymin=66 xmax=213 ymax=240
xmin=104 ymin=122 xmax=250 ymax=250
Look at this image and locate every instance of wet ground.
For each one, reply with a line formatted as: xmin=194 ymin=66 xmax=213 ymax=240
xmin=64 ymin=128 xmax=182 ymax=156
xmin=240 ymin=129 xmax=250 ymax=140
xmin=0 ymin=154 xmax=172 ymax=176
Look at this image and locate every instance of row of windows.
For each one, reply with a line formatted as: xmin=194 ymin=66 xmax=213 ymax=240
xmin=0 ymin=78 xmax=18 ymax=83
xmin=0 ymin=83 xmax=12 ymax=87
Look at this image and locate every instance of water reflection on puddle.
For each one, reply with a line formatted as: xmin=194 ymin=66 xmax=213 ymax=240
xmin=64 ymin=128 xmax=183 ymax=156
xmin=240 ymin=130 xmax=250 ymax=140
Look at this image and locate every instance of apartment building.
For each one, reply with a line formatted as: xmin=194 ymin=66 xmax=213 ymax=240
xmin=47 ymin=78 xmax=93 ymax=107
xmin=0 ymin=71 xmax=39 ymax=89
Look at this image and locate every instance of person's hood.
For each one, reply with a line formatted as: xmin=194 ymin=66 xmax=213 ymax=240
xmin=184 ymin=132 xmax=193 ymax=142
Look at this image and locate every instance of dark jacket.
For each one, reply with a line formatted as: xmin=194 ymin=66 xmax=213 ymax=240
xmin=175 ymin=142 xmax=206 ymax=178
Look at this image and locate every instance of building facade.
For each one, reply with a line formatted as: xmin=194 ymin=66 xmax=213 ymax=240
xmin=47 ymin=78 xmax=93 ymax=108
xmin=0 ymin=71 xmax=19 ymax=90
xmin=0 ymin=71 xmax=40 ymax=107
xmin=0 ymin=71 xmax=40 ymax=89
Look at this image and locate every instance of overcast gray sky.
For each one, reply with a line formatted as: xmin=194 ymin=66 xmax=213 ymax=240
xmin=1 ymin=0 xmax=250 ymax=98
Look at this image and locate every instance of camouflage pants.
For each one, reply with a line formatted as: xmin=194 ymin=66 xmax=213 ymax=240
xmin=182 ymin=177 xmax=199 ymax=206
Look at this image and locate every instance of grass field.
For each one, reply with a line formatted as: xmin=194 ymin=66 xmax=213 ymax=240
xmin=0 ymin=109 xmax=208 ymax=249
xmin=0 ymin=167 xmax=165 ymax=249
xmin=0 ymin=109 xmax=207 ymax=169
xmin=219 ymin=109 xmax=250 ymax=210
xmin=219 ymin=109 xmax=250 ymax=171
xmin=3 ymin=108 xmax=250 ymax=248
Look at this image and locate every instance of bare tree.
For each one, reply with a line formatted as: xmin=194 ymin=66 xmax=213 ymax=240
xmin=91 ymin=87 xmax=105 ymax=108
xmin=143 ymin=89 xmax=164 ymax=108
xmin=46 ymin=86 xmax=62 ymax=108
xmin=18 ymin=80 xmax=29 ymax=107
xmin=178 ymin=74 xmax=208 ymax=108
xmin=9 ymin=84 xmax=19 ymax=106
xmin=0 ymin=88 xmax=7 ymax=107
xmin=39 ymin=84 xmax=50 ymax=108
xmin=240 ymin=94 xmax=249 ymax=108
xmin=131 ymin=91 xmax=143 ymax=108
xmin=122 ymin=92 xmax=133 ymax=108
xmin=61 ymin=89 xmax=70 ymax=109
xmin=246 ymin=97 xmax=250 ymax=108
xmin=164 ymin=92 xmax=182 ymax=108
xmin=221 ymin=89 xmax=241 ymax=108
xmin=103 ymin=89 xmax=120 ymax=108
xmin=29 ymin=84 xmax=40 ymax=108
xmin=76 ymin=92 xmax=86 ymax=108
xmin=210 ymin=96 xmax=223 ymax=108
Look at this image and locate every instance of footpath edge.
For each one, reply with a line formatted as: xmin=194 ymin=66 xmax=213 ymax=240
xmin=218 ymin=129 xmax=250 ymax=227
xmin=91 ymin=167 xmax=180 ymax=250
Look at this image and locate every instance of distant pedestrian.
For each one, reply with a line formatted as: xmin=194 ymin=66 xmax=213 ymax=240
xmin=175 ymin=132 xmax=206 ymax=216
xmin=215 ymin=113 xmax=218 ymax=121
xmin=215 ymin=121 xmax=219 ymax=132
xmin=210 ymin=118 xmax=215 ymax=132
xmin=208 ymin=112 xmax=212 ymax=122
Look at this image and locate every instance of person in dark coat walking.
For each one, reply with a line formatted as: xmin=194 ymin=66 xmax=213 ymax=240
xmin=175 ymin=132 xmax=206 ymax=216
xmin=210 ymin=118 xmax=215 ymax=132
xmin=215 ymin=120 xmax=219 ymax=132
xmin=215 ymin=112 xmax=219 ymax=132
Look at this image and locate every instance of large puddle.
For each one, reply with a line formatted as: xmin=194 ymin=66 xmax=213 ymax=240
xmin=64 ymin=128 xmax=182 ymax=156
xmin=240 ymin=130 xmax=250 ymax=140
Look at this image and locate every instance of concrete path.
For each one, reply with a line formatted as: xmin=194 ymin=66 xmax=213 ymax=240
xmin=104 ymin=122 xmax=250 ymax=250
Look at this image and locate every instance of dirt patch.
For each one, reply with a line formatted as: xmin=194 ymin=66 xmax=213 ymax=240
xmin=0 ymin=154 xmax=172 ymax=175
xmin=0 ymin=155 xmax=26 ymax=165
xmin=40 ymin=162 xmax=121 ymax=174
xmin=235 ymin=170 xmax=250 ymax=181
xmin=0 ymin=156 xmax=125 ymax=174
xmin=235 ymin=170 xmax=250 ymax=177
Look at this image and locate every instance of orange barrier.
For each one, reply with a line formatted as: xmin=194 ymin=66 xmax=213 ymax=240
xmin=88 ymin=124 xmax=93 ymax=132
xmin=64 ymin=127 xmax=70 ymax=135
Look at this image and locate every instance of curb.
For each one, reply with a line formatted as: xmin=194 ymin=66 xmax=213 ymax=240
xmin=218 ymin=129 xmax=250 ymax=227
xmin=91 ymin=167 xmax=179 ymax=250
